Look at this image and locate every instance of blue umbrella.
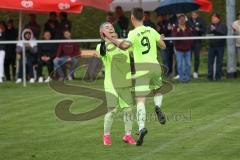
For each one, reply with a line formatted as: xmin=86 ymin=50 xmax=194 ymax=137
xmin=155 ymin=0 xmax=200 ymax=15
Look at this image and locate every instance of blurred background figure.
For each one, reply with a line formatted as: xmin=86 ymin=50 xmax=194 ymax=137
xmin=59 ymin=12 xmax=72 ymax=39
xmin=143 ymin=11 xmax=156 ymax=29
xmin=24 ymin=14 xmax=41 ymax=39
xmin=232 ymin=12 xmax=240 ymax=67
xmin=44 ymin=12 xmax=59 ymax=39
xmin=0 ymin=21 xmax=6 ymax=83
xmin=207 ymin=13 xmax=227 ymax=81
xmin=37 ymin=31 xmax=56 ymax=83
xmin=156 ymin=15 xmax=174 ymax=76
xmin=172 ymin=14 xmax=193 ymax=82
xmin=53 ymin=30 xmax=80 ymax=81
xmin=115 ymin=6 xmax=129 ymax=38
xmin=16 ymin=28 xmax=38 ymax=84
xmin=5 ymin=19 xmax=18 ymax=81
xmin=106 ymin=12 xmax=121 ymax=38
xmin=188 ymin=12 xmax=206 ymax=79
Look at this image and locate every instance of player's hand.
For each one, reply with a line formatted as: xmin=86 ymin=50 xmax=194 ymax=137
xmin=161 ymin=34 xmax=165 ymax=40
xmin=67 ymin=57 xmax=72 ymax=62
xmin=177 ymin=28 xmax=180 ymax=32
xmin=211 ymin=25 xmax=216 ymax=31
xmin=16 ymin=53 xmax=21 ymax=60
xmin=101 ymin=28 xmax=112 ymax=40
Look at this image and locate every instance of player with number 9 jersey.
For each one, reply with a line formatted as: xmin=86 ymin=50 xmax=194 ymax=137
xmin=127 ymin=26 xmax=161 ymax=64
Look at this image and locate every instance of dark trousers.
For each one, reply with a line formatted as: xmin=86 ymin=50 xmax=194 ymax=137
xmin=4 ymin=57 xmax=16 ymax=80
xmin=191 ymin=42 xmax=202 ymax=73
xmin=161 ymin=45 xmax=175 ymax=75
xmin=37 ymin=59 xmax=53 ymax=78
xmin=18 ymin=54 xmax=37 ymax=79
xmin=208 ymin=47 xmax=224 ymax=80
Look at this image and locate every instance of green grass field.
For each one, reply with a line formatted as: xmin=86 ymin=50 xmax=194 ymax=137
xmin=0 ymin=78 xmax=240 ymax=160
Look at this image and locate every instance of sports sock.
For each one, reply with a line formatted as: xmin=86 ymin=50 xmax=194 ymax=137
xmin=136 ymin=102 xmax=146 ymax=131
xmin=104 ymin=108 xmax=116 ymax=135
xmin=154 ymin=94 xmax=163 ymax=108
xmin=123 ymin=108 xmax=133 ymax=135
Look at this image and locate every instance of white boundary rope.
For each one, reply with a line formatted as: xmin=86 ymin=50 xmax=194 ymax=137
xmin=0 ymin=35 xmax=239 ymax=44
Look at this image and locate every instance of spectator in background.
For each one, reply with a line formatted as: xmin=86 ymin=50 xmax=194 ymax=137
xmin=207 ymin=13 xmax=227 ymax=81
xmin=44 ymin=12 xmax=59 ymax=39
xmin=0 ymin=21 xmax=6 ymax=83
xmin=106 ymin=12 xmax=121 ymax=38
xmin=59 ymin=12 xmax=72 ymax=38
xmin=188 ymin=12 xmax=206 ymax=79
xmin=37 ymin=31 xmax=57 ymax=83
xmin=156 ymin=15 xmax=174 ymax=76
xmin=5 ymin=19 xmax=18 ymax=81
xmin=24 ymin=14 xmax=41 ymax=39
xmin=172 ymin=15 xmax=193 ymax=82
xmin=232 ymin=12 xmax=240 ymax=66
xmin=16 ymin=28 xmax=38 ymax=84
xmin=143 ymin=11 xmax=156 ymax=29
xmin=54 ymin=30 xmax=80 ymax=81
xmin=115 ymin=6 xmax=129 ymax=38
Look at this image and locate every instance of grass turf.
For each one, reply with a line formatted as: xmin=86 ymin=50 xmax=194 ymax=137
xmin=0 ymin=79 xmax=240 ymax=160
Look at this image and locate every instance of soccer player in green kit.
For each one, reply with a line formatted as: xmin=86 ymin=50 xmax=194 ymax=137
xmin=101 ymin=8 xmax=167 ymax=146
xmin=96 ymin=22 xmax=136 ymax=146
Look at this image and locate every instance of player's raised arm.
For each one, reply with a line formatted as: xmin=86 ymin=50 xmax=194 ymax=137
xmin=152 ymin=28 xmax=166 ymax=49
xmin=101 ymin=28 xmax=132 ymax=50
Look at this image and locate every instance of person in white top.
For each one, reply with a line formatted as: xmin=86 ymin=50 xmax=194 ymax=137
xmin=232 ymin=12 xmax=240 ymax=65
xmin=0 ymin=22 xmax=6 ymax=83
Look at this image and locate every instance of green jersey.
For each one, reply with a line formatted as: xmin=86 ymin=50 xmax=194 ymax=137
xmin=96 ymin=43 xmax=132 ymax=91
xmin=127 ymin=26 xmax=161 ymax=64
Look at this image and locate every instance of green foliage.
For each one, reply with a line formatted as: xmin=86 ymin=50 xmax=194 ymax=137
xmin=0 ymin=1 xmax=240 ymax=39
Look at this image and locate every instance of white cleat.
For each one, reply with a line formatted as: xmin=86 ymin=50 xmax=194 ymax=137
xmin=0 ymin=78 xmax=3 ymax=83
xmin=173 ymin=75 xmax=179 ymax=80
xmin=193 ymin=72 xmax=198 ymax=79
xmin=68 ymin=76 xmax=73 ymax=81
xmin=44 ymin=76 xmax=51 ymax=83
xmin=16 ymin=78 xmax=22 ymax=84
xmin=29 ymin=78 xmax=35 ymax=83
xmin=38 ymin=77 xmax=44 ymax=83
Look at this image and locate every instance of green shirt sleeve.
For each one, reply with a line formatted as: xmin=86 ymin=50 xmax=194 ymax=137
xmin=151 ymin=27 xmax=161 ymax=42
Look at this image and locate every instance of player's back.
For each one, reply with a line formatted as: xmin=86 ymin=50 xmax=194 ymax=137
xmin=128 ymin=26 xmax=160 ymax=64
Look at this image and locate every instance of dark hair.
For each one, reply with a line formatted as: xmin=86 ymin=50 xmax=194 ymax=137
xmin=237 ymin=12 xmax=240 ymax=17
xmin=60 ymin=12 xmax=68 ymax=18
xmin=144 ymin=11 xmax=150 ymax=16
xmin=107 ymin=12 xmax=114 ymax=17
xmin=211 ymin=12 xmax=220 ymax=19
xmin=132 ymin=8 xmax=144 ymax=21
xmin=50 ymin=12 xmax=57 ymax=16
xmin=29 ymin=14 xmax=36 ymax=18
xmin=115 ymin=6 xmax=122 ymax=11
xmin=7 ymin=19 xmax=14 ymax=24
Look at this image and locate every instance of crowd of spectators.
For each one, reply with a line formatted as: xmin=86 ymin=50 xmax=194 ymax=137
xmin=0 ymin=12 xmax=80 ymax=84
xmin=105 ymin=8 xmax=233 ymax=82
xmin=0 ymin=7 xmax=240 ymax=84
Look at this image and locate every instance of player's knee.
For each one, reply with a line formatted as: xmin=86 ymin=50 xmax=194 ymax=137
xmin=107 ymin=107 xmax=117 ymax=114
xmin=136 ymin=96 xmax=146 ymax=104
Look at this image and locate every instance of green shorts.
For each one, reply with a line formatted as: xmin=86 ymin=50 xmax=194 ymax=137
xmin=135 ymin=70 xmax=163 ymax=97
xmin=105 ymin=87 xmax=133 ymax=109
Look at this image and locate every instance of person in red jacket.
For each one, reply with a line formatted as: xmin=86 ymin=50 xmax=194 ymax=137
xmin=172 ymin=14 xmax=193 ymax=82
xmin=53 ymin=30 xmax=80 ymax=80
